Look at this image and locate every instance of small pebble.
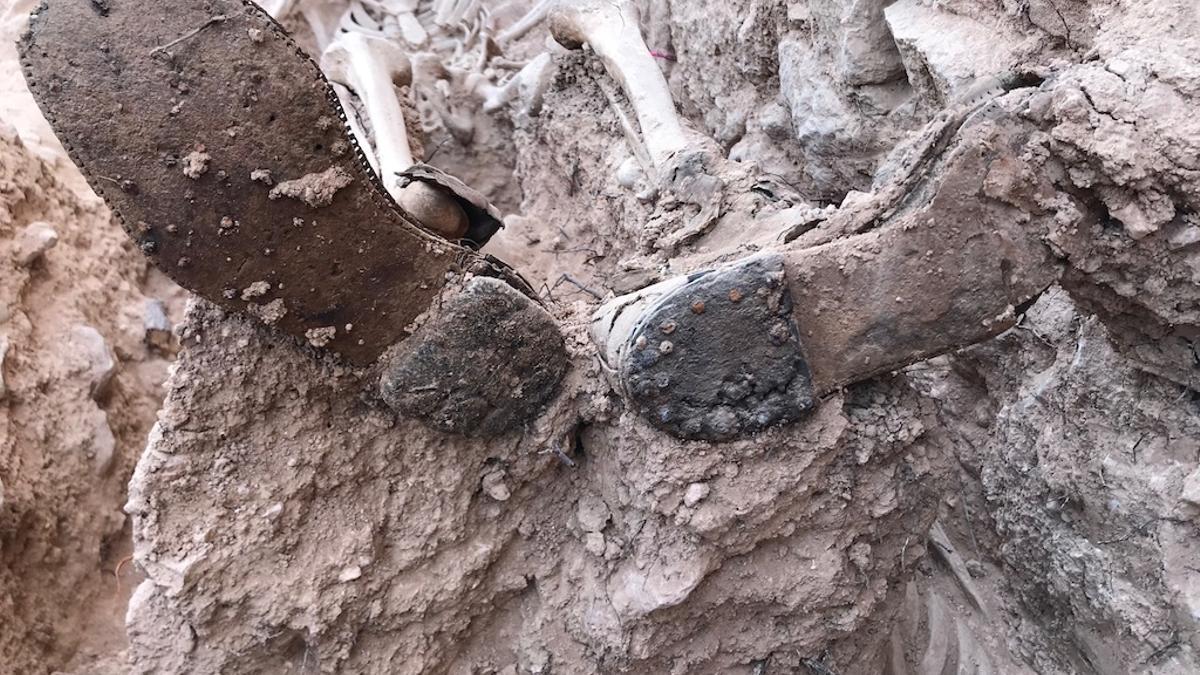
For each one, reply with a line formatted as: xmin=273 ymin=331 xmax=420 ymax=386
xmin=684 ymin=482 xmax=710 ymax=507
xmin=482 ymin=470 xmax=511 ymax=502
xmin=659 ymin=340 xmax=674 ymax=355
xmin=250 ymin=168 xmax=274 ymax=186
xmin=577 ymin=495 xmax=610 ymax=533
xmin=143 ymin=299 xmax=174 ymax=353
xmin=691 ymin=300 xmax=706 ymax=314
xmin=182 ymin=150 xmax=210 ymax=179
xmin=338 ymin=566 xmax=362 ymax=582
xmin=965 ymin=559 xmax=987 ymax=578
xmin=70 ymin=325 xmax=117 ymax=400
xmin=15 ymin=222 xmax=58 ymax=267
xmin=584 ymin=532 xmax=606 ymax=556
xmin=728 ymin=289 xmax=743 ymax=302
xmin=249 ymin=298 xmax=287 ymax=325
xmin=241 ymin=281 xmax=271 ymax=300
xmin=305 ymin=326 xmax=336 ymax=348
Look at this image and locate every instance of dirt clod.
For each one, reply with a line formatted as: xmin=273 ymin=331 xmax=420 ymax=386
xmin=268 ymin=166 xmax=352 ymax=208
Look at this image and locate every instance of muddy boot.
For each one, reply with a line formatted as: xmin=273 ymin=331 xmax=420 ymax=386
xmin=593 ymin=114 xmax=1064 ymax=441
xmin=20 ymin=0 xmax=566 ymax=436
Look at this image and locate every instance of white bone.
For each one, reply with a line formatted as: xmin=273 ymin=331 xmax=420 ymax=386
xmin=336 ymin=0 xmax=383 ymax=37
xmin=467 ymin=51 xmax=554 ymax=114
xmin=377 ymin=0 xmax=429 ymax=45
xmin=321 ymin=32 xmax=416 ymax=199
xmin=296 ymin=0 xmax=347 ymax=52
xmin=258 ymin=0 xmax=296 ymax=19
xmin=260 ymin=0 xmax=342 ymax=52
xmin=321 ymin=33 xmax=470 ymax=238
xmin=550 ymin=0 xmax=688 ymax=168
xmin=497 ymin=0 xmax=553 ymax=44
xmin=433 ymin=0 xmax=478 ymax=28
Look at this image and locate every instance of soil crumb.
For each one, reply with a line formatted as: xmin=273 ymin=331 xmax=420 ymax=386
xmin=268 ymin=165 xmax=353 ymax=207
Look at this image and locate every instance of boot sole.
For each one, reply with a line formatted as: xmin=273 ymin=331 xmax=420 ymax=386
xmin=20 ymin=0 xmax=470 ymax=365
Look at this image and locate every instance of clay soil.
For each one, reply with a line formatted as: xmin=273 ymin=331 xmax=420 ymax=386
xmin=2 ymin=0 xmax=1199 ymax=674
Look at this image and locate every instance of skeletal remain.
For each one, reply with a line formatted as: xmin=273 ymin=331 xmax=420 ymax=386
xmin=360 ymin=0 xmax=428 ymax=46
xmin=548 ymin=0 xmax=728 ymax=250
xmin=276 ymin=0 xmax=345 ymax=52
xmin=270 ymin=0 xmax=418 ymax=54
xmin=432 ymin=0 xmax=482 ymax=30
xmin=337 ymin=0 xmax=385 ymax=37
xmin=321 ymin=33 xmax=414 ymax=180
xmin=497 ymin=0 xmax=554 ymax=45
xmin=465 ymin=52 xmax=554 ymax=114
xmin=321 ymin=31 xmax=470 ymax=238
xmin=549 ymin=0 xmax=688 ymax=169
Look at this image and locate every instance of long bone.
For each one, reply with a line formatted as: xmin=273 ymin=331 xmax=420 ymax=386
xmin=321 ymin=31 xmax=470 ymax=238
xmin=548 ymin=0 xmax=688 ymax=170
xmin=497 ymin=0 xmax=553 ymax=45
xmin=548 ymin=0 xmax=725 ymax=252
xmin=433 ymin=0 xmax=481 ymax=30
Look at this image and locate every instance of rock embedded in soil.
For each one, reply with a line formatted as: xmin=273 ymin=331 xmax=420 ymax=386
xmin=1180 ymin=467 xmax=1200 ymax=509
xmin=481 ymin=470 xmax=511 ymax=501
xmin=576 ymin=494 xmax=610 ymax=533
xmin=584 ymin=532 xmax=606 ymax=556
xmin=69 ymin=325 xmax=117 ymax=401
xmin=683 ymin=482 xmax=710 ymax=507
xmin=143 ymin=299 xmax=174 ymax=353
xmin=884 ymin=0 xmax=1022 ymax=102
xmin=85 ymin=409 xmax=117 ymax=476
xmin=14 ymin=220 xmax=58 ymax=266
xmin=181 ymin=149 xmax=210 ymax=179
xmin=0 ymin=334 xmax=8 ymax=401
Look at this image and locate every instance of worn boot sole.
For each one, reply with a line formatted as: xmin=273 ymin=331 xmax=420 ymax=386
xmin=594 ymin=114 xmax=1062 ymax=441
xmin=20 ymin=0 xmax=569 ymax=437
xmin=20 ymin=0 xmax=479 ymax=366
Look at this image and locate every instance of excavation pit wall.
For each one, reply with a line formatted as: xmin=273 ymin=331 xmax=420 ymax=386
xmin=1 ymin=0 xmax=1198 ymax=671
xmin=128 ymin=0 xmax=1200 ymax=671
xmin=124 ymin=300 xmax=947 ymax=673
